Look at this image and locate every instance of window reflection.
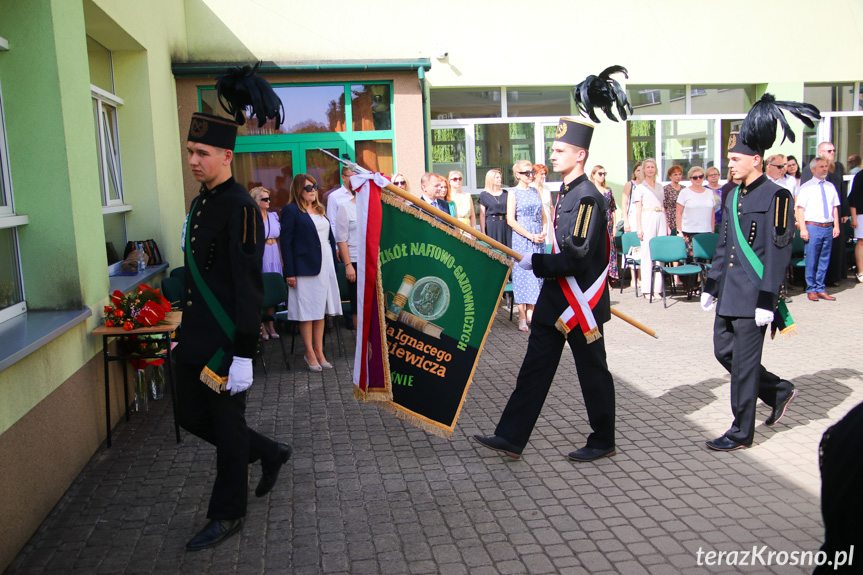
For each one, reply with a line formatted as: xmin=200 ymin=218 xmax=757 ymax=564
xmin=660 ymin=119 xmax=714 ymax=177
xmin=626 ymin=86 xmax=686 ymax=115
xmin=432 ymin=128 xmax=467 ymax=183
xmin=431 ymin=90 xmax=502 ymax=119
xmin=474 ymin=123 xmax=535 ymax=188
xmin=507 ymin=88 xmax=572 ymax=117
xmin=201 ymin=85 xmax=347 ymax=135
xmin=356 ymin=140 xmax=393 ymax=175
xmin=232 ymin=151 xmax=295 ymax=213
xmin=352 ymin=85 xmax=392 ymax=131
xmin=0 ymin=228 xmax=23 ymax=311
xmin=690 ymin=86 xmax=755 ymax=114
xmin=304 ymin=148 xmax=342 ymax=193
xmin=804 ymin=84 xmax=855 ymax=113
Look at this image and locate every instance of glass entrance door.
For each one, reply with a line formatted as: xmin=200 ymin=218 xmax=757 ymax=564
xmin=301 ymin=143 xmax=348 ymax=193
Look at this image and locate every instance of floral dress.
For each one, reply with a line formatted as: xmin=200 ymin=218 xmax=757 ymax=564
xmin=602 ymin=189 xmax=619 ymax=280
xmin=511 ymin=187 xmax=544 ymax=305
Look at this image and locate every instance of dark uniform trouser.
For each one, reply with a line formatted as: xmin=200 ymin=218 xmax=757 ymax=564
xmin=175 ymin=361 xmax=279 ymax=520
xmin=712 ymin=315 xmax=794 ymax=445
xmin=495 ymin=321 xmax=615 ymax=451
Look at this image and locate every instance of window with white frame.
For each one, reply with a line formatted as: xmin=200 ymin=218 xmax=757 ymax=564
xmin=87 ymin=36 xmax=129 ymax=268
xmin=802 ymin=82 xmax=863 ymax=180
xmin=625 ymin=85 xmax=754 ymax=183
xmin=430 ymin=87 xmax=573 ymax=192
xmin=0 ymin=74 xmax=29 ymax=323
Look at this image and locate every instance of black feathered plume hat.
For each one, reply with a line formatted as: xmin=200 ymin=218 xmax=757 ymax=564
xmin=557 ymin=66 xmax=634 ymax=150
xmin=188 ymin=62 xmax=284 ymax=150
xmin=729 ymin=93 xmax=821 ymax=157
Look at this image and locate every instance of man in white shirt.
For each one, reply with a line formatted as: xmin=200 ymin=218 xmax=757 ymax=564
xmin=796 ymin=157 xmax=841 ymax=301
xmin=325 ymin=166 xmax=357 ymax=226
xmin=765 ymin=154 xmax=794 ymax=191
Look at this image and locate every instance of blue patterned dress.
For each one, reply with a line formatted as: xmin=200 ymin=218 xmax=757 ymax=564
xmin=511 ymin=187 xmax=544 ymax=305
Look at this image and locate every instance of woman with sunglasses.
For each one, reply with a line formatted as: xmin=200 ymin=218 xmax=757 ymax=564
xmin=391 ymin=173 xmax=412 ymax=196
xmin=508 ymin=159 xmax=546 ymax=330
xmin=251 ymin=186 xmax=282 ymax=340
xmin=676 ymin=166 xmax=718 ymax=266
xmin=591 ymin=165 xmax=618 ymax=286
xmin=447 ymin=170 xmax=476 ymax=229
xmin=280 ymin=174 xmax=341 ymax=372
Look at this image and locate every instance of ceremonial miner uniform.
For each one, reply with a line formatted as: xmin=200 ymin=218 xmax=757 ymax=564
xmin=178 ymin=102 xmax=290 ymax=550
xmin=475 ymin=115 xmax=617 ymax=461
xmin=494 ymin=169 xmax=615 ymax=452
xmin=703 ymin=128 xmax=799 ymax=449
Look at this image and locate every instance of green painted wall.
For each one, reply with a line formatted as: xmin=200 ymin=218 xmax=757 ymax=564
xmin=0 ymin=0 xmax=190 ymax=434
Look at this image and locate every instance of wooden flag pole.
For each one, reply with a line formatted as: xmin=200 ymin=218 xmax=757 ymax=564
xmin=317 ymin=149 xmax=657 ymax=338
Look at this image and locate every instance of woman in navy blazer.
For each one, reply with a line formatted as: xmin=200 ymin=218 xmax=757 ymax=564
xmin=280 ymin=174 xmax=341 ymax=371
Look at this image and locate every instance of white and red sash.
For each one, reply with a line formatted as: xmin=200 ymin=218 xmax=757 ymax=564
xmin=550 ymin=200 xmax=610 ymax=343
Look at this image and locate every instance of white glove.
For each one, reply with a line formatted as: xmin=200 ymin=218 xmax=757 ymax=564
xmin=517 ymin=255 xmax=533 ymax=271
xmin=700 ymin=292 xmax=715 ymax=311
xmin=754 ymin=308 xmax=774 ymax=327
xmin=226 ymin=357 xmax=254 ymax=395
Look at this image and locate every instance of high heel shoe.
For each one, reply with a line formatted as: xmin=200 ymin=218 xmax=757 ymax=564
xmin=318 ymin=360 xmax=333 ymax=370
xmin=261 ymin=332 xmax=269 ymax=341
xmin=304 ymin=356 xmax=323 ymax=372
xmin=518 ymin=319 xmax=528 ymax=332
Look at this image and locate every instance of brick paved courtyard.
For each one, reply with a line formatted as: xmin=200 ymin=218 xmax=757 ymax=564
xmin=7 ymin=278 xmax=863 ymax=574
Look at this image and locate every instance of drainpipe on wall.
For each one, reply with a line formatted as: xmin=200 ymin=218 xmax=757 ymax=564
xmin=418 ymin=66 xmax=430 ymax=171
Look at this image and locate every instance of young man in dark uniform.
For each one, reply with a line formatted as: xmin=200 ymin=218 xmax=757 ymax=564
xmin=700 ymin=94 xmax=819 ymax=451
xmin=178 ymin=110 xmax=291 ymax=550
xmin=473 ymin=116 xmax=616 ymax=462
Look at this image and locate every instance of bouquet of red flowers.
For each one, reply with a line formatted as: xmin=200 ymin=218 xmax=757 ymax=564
xmin=103 ymin=284 xmax=173 ymax=331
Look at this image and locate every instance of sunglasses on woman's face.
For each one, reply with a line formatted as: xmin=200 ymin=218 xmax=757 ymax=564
xmin=303 ymin=184 xmax=319 ymax=193
xmin=393 ymin=180 xmax=407 ymax=186
xmin=519 ymin=170 xmax=536 ymax=177
xmin=690 ymin=175 xmax=704 ymax=180
xmin=260 ymin=197 xmax=271 ymax=202
xmin=596 ymin=172 xmax=607 ymax=176
xmin=450 ymin=177 xmax=462 ymax=182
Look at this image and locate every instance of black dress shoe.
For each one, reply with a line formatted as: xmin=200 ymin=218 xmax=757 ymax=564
xmin=567 ymin=446 xmax=616 ymax=462
xmin=186 ymin=519 xmax=243 ymax=551
xmin=765 ymin=387 xmax=797 ymax=426
xmin=472 ymin=435 xmax=522 ymax=459
xmin=255 ymin=442 xmax=292 ymax=498
xmin=705 ymin=436 xmax=747 ymax=451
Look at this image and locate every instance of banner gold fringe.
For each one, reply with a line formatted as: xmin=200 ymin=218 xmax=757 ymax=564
xmin=200 ymin=366 xmax=227 ymax=393
xmin=377 ymin=401 xmax=454 ymax=439
xmin=380 ymin=191 xmax=513 ymax=268
xmin=555 ymin=319 xmax=602 ymax=343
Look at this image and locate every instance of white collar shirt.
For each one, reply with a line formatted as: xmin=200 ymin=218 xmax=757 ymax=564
xmin=326 ymin=186 xmax=353 ymax=223
xmin=796 ymin=178 xmax=840 ymax=223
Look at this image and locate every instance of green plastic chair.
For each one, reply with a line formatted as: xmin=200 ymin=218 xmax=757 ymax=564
xmin=159 ymin=277 xmax=183 ymax=311
xmin=691 ymin=233 xmax=719 ymax=287
xmin=620 ymin=232 xmax=641 ymax=296
xmin=648 ymin=236 xmax=703 ymax=308
xmin=261 ymin=272 xmax=291 ymax=371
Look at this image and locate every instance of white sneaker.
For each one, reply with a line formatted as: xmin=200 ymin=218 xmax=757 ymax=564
xmin=857 ymin=274 xmax=863 ymax=283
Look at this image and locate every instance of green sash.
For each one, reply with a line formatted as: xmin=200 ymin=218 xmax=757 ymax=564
xmin=730 ymin=186 xmax=796 ymax=338
xmin=185 ymin=197 xmax=236 ymax=391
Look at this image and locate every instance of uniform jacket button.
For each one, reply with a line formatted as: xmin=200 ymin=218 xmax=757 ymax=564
xmin=186 ymin=300 xmax=193 ymax=306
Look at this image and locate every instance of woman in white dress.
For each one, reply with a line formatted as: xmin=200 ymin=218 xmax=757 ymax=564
xmin=634 ymin=158 xmax=667 ymax=298
xmin=280 ymin=174 xmax=341 ymax=372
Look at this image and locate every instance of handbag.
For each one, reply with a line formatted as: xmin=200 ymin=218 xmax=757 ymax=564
xmin=124 ymin=240 xmax=163 ymax=267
